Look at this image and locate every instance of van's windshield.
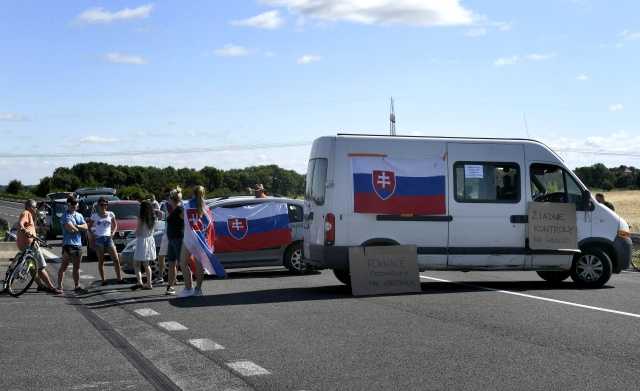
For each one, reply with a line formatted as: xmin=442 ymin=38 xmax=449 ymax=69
xmin=305 ymin=158 xmax=328 ymax=205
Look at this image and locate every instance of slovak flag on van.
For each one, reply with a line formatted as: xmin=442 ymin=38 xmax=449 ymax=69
xmin=352 ymin=156 xmax=446 ymax=215
xmin=213 ymin=202 xmax=292 ymax=252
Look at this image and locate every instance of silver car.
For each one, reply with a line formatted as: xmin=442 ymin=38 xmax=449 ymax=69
xmin=120 ymin=196 xmax=308 ymax=276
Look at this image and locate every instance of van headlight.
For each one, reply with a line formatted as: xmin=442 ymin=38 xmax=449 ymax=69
xmin=618 ymin=218 xmax=631 ymax=239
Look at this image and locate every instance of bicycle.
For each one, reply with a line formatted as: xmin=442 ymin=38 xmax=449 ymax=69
xmin=2 ymin=236 xmax=48 ymax=297
xmin=630 ymin=234 xmax=640 ymax=271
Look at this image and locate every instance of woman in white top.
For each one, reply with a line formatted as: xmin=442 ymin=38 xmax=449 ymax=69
xmin=88 ymin=197 xmax=123 ymax=285
xmin=132 ymin=200 xmax=156 ymax=290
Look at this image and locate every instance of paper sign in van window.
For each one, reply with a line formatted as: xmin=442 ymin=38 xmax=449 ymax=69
xmin=464 ymin=164 xmax=484 ymax=179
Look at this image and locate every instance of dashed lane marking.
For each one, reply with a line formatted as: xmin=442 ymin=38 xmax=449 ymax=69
xmin=158 ymin=321 xmax=188 ymax=331
xmin=80 ymin=275 xmax=95 ymax=280
xmin=420 ymin=274 xmax=640 ymax=319
xmin=226 ymin=361 xmax=271 ymax=376
xmin=134 ymin=308 xmax=159 ymax=317
xmin=188 ymin=338 xmax=225 ymax=351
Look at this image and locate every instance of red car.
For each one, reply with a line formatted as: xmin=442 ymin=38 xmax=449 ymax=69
xmin=87 ymin=200 xmax=140 ymax=259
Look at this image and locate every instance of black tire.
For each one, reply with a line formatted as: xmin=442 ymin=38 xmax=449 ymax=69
xmin=283 ymin=242 xmax=308 ymax=274
xmin=333 ymin=268 xmax=351 ymax=286
xmin=570 ymin=247 xmax=612 ymax=289
xmin=7 ymin=257 xmax=37 ymax=297
xmin=536 ymin=270 xmax=571 ymax=284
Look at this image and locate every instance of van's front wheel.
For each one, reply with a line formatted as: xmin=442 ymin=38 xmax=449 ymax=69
xmin=570 ymin=248 xmax=612 ymax=289
xmin=333 ymin=269 xmax=350 ymax=286
xmin=536 ymin=270 xmax=570 ymax=284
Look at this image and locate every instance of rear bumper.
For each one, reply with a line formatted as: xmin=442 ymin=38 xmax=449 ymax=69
xmin=307 ymin=244 xmax=349 ymax=270
xmin=613 ymin=236 xmax=632 ymax=272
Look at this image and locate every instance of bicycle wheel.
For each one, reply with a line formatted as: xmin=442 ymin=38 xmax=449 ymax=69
xmin=632 ymin=245 xmax=640 ymax=271
xmin=7 ymin=256 xmax=37 ymax=297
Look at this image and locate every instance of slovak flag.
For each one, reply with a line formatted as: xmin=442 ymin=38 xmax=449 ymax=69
xmin=182 ymin=199 xmax=226 ymax=277
xmin=352 ymin=156 xmax=446 ymax=215
xmin=213 ymin=202 xmax=292 ymax=252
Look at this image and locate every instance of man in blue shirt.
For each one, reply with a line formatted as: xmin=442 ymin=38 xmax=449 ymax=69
xmin=56 ymin=197 xmax=89 ymax=294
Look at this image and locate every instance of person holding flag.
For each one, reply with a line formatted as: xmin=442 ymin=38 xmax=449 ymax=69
xmin=178 ymin=185 xmax=225 ymax=298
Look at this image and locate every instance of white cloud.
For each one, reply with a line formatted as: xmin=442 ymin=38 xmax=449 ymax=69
xmin=297 ymin=54 xmax=321 ymax=64
xmin=214 ymin=44 xmax=250 ymax=57
xmin=545 ymin=131 xmax=640 ymax=169
xmin=620 ymin=30 xmax=640 ymax=41
xmin=262 ymin=0 xmax=474 ymax=26
xmin=0 ymin=113 xmax=28 ymax=122
xmin=494 ymin=21 xmax=512 ymax=31
xmin=465 ymin=28 xmax=486 ymax=37
xmin=104 ymin=52 xmax=147 ymax=65
xmin=525 ymin=52 xmax=556 ymax=61
xmin=77 ymin=4 xmax=154 ymax=24
xmin=576 ymin=73 xmax=589 ymax=81
xmin=609 ymin=103 xmax=624 ymax=112
xmin=494 ymin=56 xmax=519 ymax=66
xmin=231 ymin=10 xmax=284 ymax=29
xmin=79 ymin=136 xmax=119 ymax=144
xmin=494 ymin=52 xmax=556 ymax=66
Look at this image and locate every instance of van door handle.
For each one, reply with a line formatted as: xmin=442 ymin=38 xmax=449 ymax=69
xmin=510 ymin=215 xmax=528 ymax=224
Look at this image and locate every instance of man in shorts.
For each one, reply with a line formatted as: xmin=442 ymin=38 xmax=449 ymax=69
xmin=57 ymin=196 xmax=89 ymax=294
xmin=16 ymin=199 xmax=61 ymax=294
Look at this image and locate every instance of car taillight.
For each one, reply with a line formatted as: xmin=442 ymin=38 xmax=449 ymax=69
xmin=325 ymin=213 xmax=335 ymax=245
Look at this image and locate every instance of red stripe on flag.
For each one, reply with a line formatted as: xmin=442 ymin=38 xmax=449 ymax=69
xmin=354 ymin=193 xmax=446 ymax=215
xmin=215 ymin=228 xmax=292 ymax=253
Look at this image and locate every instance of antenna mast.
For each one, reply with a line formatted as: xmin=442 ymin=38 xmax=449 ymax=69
xmin=389 ymin=96 xmax=396 ymax=136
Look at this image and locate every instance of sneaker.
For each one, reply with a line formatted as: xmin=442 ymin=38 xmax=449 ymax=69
xmin=193 ymin=287 xmax=202 ymax=296
xmin=177 ymin=288 xmax=194 ymax=298
xmin=165 ymin=287 xmax=176 ymax=296
xmin=74 ymin=287 xmax=89 ymax=295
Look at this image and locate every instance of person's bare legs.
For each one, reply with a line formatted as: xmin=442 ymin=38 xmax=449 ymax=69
xmin=195 ymin=261 xmax=204 ymax=290
xmin=167 ymin=262 xmax=177 ymax=288
xmin=37 ymin=269 xmax=59 ymax=292
xmin=57 ymin=252 xmax=71 ymax=290
xmin=157 ymin=255 xmax=166 ymax=282
xmin=96 ymin=245 xmax=106 ymax=283
xmin=144 ymin=262 xmax=153 ymax=288
xmin=71 ymin=253 xmax=81 ymax=289
xmin=135 ymin=263 xmax=144 ymax=286
xmin=179 ymin=247 xmax=193 ymax=289
xmin=107 ymin=244 xmax=123 ymax=282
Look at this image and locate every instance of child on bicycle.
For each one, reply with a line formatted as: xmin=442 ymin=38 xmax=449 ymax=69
xmin=16 ymin=199 xmax=61 ymax=294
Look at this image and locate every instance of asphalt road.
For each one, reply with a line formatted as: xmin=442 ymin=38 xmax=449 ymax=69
xmin=2 ymin=258 xmax=640 ymax=391
xmin=0 ymin=200 xmax=23 ymax=226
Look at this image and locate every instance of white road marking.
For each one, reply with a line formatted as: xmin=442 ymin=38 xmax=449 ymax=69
xmin=157 ymin=321 xmax=188 ymax=331
xmin=226 ymin=361 xmax=271 ymax=376
xmin=188 ymin=338 xmax=225 ymax=351
xmin=420 ymin=274 xmax=640 ymax=319
xmin=134 ymin=308 xmax=159 ymax=317
xmin=80 ymin=275 xmax=95 ymax=280
xmin=117 ymin=298 xmax=137 ymax=305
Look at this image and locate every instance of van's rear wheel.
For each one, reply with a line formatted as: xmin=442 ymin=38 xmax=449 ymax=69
xmin=333 ymin=269 xmax=350 ymax=286
xmin=570 ymin=248 xmax=612 ymax=289
xmin=536 ymin=270 xmax=570 ymax=284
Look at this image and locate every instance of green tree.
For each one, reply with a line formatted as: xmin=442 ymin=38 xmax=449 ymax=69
xmin=6 ymin=179 xmax=23 ymax=194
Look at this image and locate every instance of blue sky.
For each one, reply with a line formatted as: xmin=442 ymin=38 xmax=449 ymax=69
xmin=1 ymin=0 xmax=639 ymax=184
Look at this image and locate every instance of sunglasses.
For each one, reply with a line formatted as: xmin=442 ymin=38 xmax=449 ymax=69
xmin=99 ymin=203 xmax=108 ymax=207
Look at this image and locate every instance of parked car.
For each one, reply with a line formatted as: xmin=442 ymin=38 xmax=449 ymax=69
xmin=304 ymin=134 xmax=633 ymax=289
xmin=120 ymin=196 xmax=308 ymax=277
xmin=42 ymin=198 xmax=68 ymax=239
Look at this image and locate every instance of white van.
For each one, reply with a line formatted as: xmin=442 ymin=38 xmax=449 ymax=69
xmin=303 ymin=134 xmax=633 ymax=289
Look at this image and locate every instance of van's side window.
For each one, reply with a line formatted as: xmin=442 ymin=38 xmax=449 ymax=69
xmin=454 ymin=162 xmax=520 ymax=203
xmin=530 ymin=164 xmax=586 ymax=209
xmin=305 ymin=158 xmax=328 ymax=205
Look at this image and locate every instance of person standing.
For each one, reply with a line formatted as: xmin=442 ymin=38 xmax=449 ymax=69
xmin=88 ymin=197 xmax=124 ymax=285
xmin=595 ymin=193 xmax=615 ymax=211
xmin=178 ymin=185 xmax=207 ymax=297
xmin=131 ymin=201 xmax=156 ymax=290
xmin=164 ymin=187 xmax=184 ymax=295
xmin=16 ymin=199 xmax=61 ymax=294
xmin=57 ymin=197 xmax=89 ymax=294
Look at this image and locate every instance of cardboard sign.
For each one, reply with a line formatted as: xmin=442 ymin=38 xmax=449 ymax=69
xmin=528 ymin=202 xmax=578 ymax=250
xmin=348 ymin=245 xmax=420 ymax=296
